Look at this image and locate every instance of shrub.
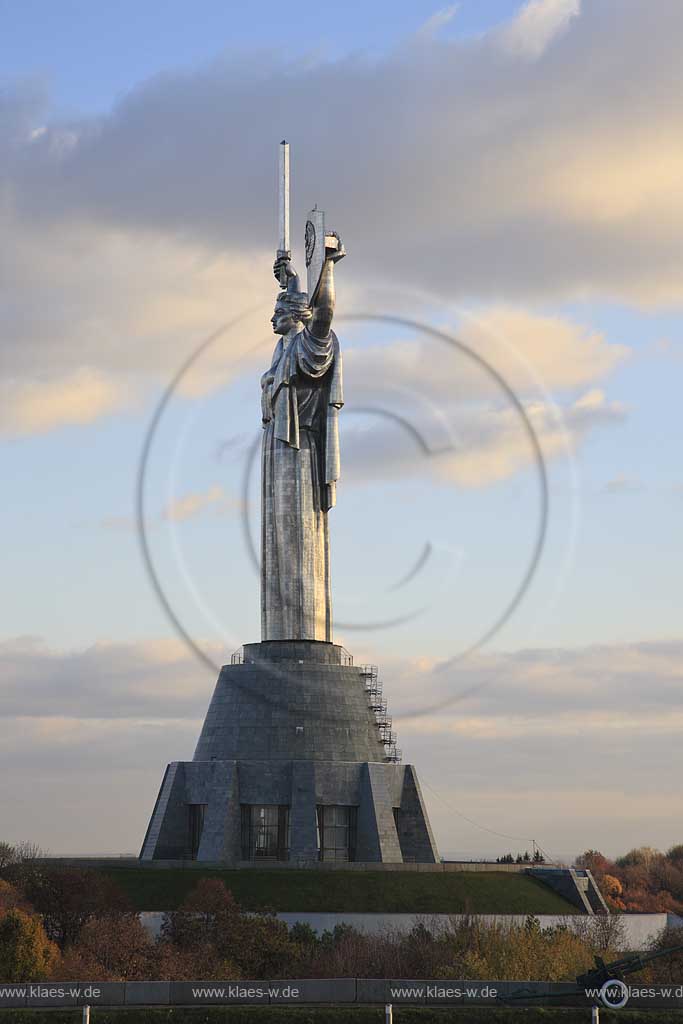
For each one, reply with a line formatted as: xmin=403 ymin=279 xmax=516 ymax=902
xmin=22 ymin=868 xmax=131 ymax=947
xmin=0 ymin=908 xmax=58 ymax=981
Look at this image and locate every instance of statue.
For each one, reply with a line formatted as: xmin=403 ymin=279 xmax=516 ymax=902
xmin=260 ymin=142 xmax=346 ymax=641
xmin=141 ymin=143 xmax=440 ymax=869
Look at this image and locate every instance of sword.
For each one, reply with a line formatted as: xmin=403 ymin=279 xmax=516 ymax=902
xmin=277 ymin=139 xmax=290 ymax=287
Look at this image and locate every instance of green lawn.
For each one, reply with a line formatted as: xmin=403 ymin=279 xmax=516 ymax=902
xmin=99 ymin=868 xmax=578 ymax=914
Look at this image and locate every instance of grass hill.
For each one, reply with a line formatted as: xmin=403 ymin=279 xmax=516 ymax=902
xmin=98 ymin=867 xmax=578 ymax=914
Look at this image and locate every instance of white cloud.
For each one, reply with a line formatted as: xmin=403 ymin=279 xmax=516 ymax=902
xmin=2 ymin=0 xmax=676 ymax=440
xmin=0 ymin=635 xmax=214 ymax=720
xmin=163 ymin=483 xmax=237 ymax=521
xmin=340 ymin=384 xmax=624 ymax=488
xmin=604 ymin=474 xmax=644 ymax=494
xmin=416 ymin=4 xmax=460 ymax=40
xmin=1 ymin=1 xmax=682 ymax=319
xmin=499 ymin=0 xmax=581 ymax=59
xmin=1 ymin=634 xmax=681 ymax=856
xmin=0 ymin=367 xmax=128 ymax=436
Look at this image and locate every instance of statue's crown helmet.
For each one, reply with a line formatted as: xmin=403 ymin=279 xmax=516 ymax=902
xmin=277 ymin=272 xmax=309 ymax=314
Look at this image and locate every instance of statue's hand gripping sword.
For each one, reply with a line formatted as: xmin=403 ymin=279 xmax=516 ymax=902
xmin=276 ymin=139 xmax=290 ymax=287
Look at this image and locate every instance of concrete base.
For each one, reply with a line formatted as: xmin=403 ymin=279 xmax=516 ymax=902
xmin=141 ymin=640 xmax=439 ymax=865
xmin=140 ymin=759 xmax=438 ymax=864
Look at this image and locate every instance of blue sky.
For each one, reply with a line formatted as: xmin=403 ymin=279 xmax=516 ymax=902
xmin=1 ymin=0 xmax=682 ymax=859
xmin=1 ymin=1 xmax=516 ymax=114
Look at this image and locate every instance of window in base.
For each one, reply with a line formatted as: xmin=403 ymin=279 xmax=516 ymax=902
xmin=316 ymin=805 xmax=358 ymax=862
xmin=240 ymin=805 xmax=290 ymax=861
xmin=188 ymin=803 xmax=207 ymax=860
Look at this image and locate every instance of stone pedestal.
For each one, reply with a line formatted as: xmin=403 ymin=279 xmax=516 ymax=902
xmin=141 ymin=641 xmax=438 ymax=865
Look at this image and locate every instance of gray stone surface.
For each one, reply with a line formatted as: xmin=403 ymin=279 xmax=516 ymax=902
xmin=124 ymin=982 xmax=170 ymax=1005
xmin=193 ymin=644 xmax=387 ymax=764
xmin=395 ymin=765 xmax=440 ymax=863
xmin=356 ymin=763 xmax=403 ymax=862
xmin=289 ymin=760 xmax=318 ymax=862
xmin=527 ymin=866 xmax=607 ymax=915
xmin=142 ymin=641 xmax=439 ymax=863
xmin=196 ymin=761 xmax=241 ymax=862
xmin=142 ymin=754 xmax=438 ymax=864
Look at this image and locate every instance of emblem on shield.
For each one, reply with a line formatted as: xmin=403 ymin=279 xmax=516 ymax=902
xmin=305 ymin=220 xmax=316 ymax=267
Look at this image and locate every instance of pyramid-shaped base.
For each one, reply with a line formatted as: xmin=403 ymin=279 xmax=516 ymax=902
xmin=141 ymin=758 xmax=438 ymax=864
xmin=140 ymin=641 xmax=439 ymax=865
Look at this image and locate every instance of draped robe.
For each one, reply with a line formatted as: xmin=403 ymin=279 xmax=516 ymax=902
xmin=260 ymin=325 xmax=343 ymax=641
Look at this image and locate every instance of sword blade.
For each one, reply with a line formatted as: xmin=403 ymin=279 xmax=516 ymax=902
xmin=278 ymin=140 xmax=290 ymax=254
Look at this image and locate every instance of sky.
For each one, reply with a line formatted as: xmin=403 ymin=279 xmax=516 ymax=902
xmin=1 ymin=0 xmax=682 ymax=862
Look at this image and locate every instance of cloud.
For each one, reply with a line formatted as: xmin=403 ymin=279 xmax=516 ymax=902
xmin=340 ymin=385 xmax=625 ymax=488
xmin=0 ymin=367 xmax=128 ymax=436
xmin=3 ymin=0 xmax=669 ymax=443
xmin=163 ymin=483 xmax=236 ymax=521
xmin=416 ymin=5 xmax=460 ymax=40
xmin=0 ymin=1 xmax=682 ymax=329
xmin=379 ymin=638 xmax=683 ymax=722
xmin=344 ymin=306 xmax=627 ymax=403
xmin=1 ymin=634 xmax=682 ymax=856
xmin=0 ymin=635 xmax=213 ymax=720
xmin=333 ymin=306 xmax=628 ymax=487
xmin=1 ymin=213 xmax=274 ymax=396
xmin=456 ymin=307 xmax=628 ymax=393
xmin=499 ymin=0 xmax=581 ymax=59
xmin=604 ymin=474 xmax=644 ymax=494
xmin=100 ymin=515 xmax=136 ymax=531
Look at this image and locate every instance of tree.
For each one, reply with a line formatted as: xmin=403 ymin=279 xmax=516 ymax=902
xmin=616 ymin=846 xmax=660 ymax=868
xmin=164 ymin=879 xmax=299 ymax=979
xmin=0 ymin=909 xmax=58 ymax=982
xmin=0 ymin=880 xmax=30 ymax=915
xmin=601 ymin=874 xmax=626 ymax=911
xmin=23 ymin=868 xmax=130 ymax=947
xmin=54 ymin=915 xmax=157 ymax=982
xmin=576 ymin=850 xmax=611 ymax=877
xmin=13 ymin=841 xmax=44 ymax=863
xmin=0 ymin=844 xmax=16 ymax=872
xmin=647 ymin=926 xmax=683 ymax=982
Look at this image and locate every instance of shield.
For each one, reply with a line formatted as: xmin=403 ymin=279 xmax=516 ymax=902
xmin=305 ymin=208 xmax=341 ymax=304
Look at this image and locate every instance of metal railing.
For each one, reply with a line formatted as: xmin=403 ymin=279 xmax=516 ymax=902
xmin=340 ymin=647 xmax=354 ymax=666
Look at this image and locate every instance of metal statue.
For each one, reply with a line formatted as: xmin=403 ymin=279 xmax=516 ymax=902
xmin=260 ymin=141 xmax=346 ymax=641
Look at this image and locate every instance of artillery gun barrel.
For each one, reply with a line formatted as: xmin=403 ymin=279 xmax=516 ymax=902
xmin=577 ymin=942 xmax=683 ymax=987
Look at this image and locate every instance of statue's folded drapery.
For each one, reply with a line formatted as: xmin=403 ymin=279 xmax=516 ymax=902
xmin=260 ymin=327 xmax=343 ymax=641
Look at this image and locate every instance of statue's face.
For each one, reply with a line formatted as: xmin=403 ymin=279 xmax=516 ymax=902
xmin=271 ymin=304 xmax=297 ymax=335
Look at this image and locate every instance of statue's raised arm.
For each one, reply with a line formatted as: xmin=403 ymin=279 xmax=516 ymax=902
xmin=309 ymin=232 xmax=346 ymax=339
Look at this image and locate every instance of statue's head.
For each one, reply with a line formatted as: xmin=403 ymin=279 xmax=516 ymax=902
xmin=271 ymin=274 xmax=311 ymax=334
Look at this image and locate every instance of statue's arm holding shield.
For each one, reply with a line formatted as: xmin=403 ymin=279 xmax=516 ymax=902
xmin=272 ymin=232 xmax=345 ymax=340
